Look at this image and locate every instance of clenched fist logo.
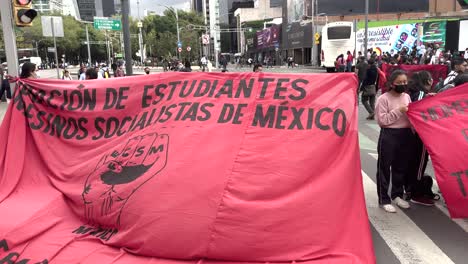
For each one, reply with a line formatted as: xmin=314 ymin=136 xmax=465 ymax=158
xmin=82 ymin=133 xmax=169 ymax=226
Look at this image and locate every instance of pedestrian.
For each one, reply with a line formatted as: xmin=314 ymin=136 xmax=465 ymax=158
xmin=115 ymin=64 xmax=125 ymax=77
xmin=453 ymin=73 xmax=468 ymax=87
xmin=355 ymin=56 xmax=368 ymax=88
xmin=19 ymin=62 xmax=38 ymax=79
xmin=0 ymin=64 xmax=12 ymax=104
xmin=85 ymin=68 xmax=98 ymax=80
xmin=111 ymin=62 xmax=118 ymax=76
xmin=179 ymin=61 xmax=192 ymax=72
xmin=335 ymin=54 xmax=346 ymax=72
xmin=200 ymin=56 xmax=207 ymax=72
xmin=220 ymin=56 xmax=228 ymax=71
xmin=375 ymin=70 xmax=412 ymax=213
xmin=253 ymin=64 xmax=263 ymax=73
xmin=62 ymin=70 xmax=73 ymax=80
xmin=406 ymin=71 xmax=437 ymax=206
xmin=443 ymin=58 xmax=467 ymax=86
xmin=79 ymin=67 xmax=87 ymax=80
xmin=346 ymin=51 xmax=353 ymax=72
xmin=144 ymin=67 xmax=151 ymax=75
xmin=361 ymin=59 xmax=378 ymax=120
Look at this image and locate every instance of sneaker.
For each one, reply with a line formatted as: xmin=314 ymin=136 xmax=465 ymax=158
xmin=381 ymin=204 xmax=397 ymax=213
xmin=394 ymin=197 xmax=410 ymax=209
xmin=410 ymin=196 xmax=435 ymax=206
xmin=366 ymin=113 xmax=375 ymax=120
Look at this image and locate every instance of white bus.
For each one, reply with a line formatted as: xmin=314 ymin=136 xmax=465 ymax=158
xmin=321 ymin=22 xmax=355 ymax=72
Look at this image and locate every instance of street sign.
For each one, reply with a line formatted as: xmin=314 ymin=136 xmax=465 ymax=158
xmin=178 ymin=47 xmax=182 ymax=53
xmin=202 ymin=34 xmax=210 ymax=45
xmin=93 ymin=17 xmax=122 ymax=31
xmin=137 ymin=21 xmax=143 ymax=28
xmin=315 ymin=32 xmax=320 ymax=40
xmin=186 ymin=46 xmax=191 ymax=52
xmin=42 ymin=16 xmax=64 ymax=37
xmin=177 ymin=42 xmax=182 ymax=48
xmin=315 ymin=40 xmax=320 ymax=45
xmin=47 ymin=47 xmax=55 ymax=53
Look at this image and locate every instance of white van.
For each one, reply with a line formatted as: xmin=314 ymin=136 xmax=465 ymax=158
xmin=321 ymin=22 xmax=355 ymax=72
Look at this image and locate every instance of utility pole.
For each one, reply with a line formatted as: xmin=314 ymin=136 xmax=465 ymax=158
xmin=311 ymin=0 xmax=315 ymax=65
xmin=85 ymin=24 xmax=92 ymax=65
xmin=0 ymin=1 xmax=19 ymax=79
xmin=137 ymin=0 xmax=144 ymax=65
xmin=364 ymin=0 xmax=369 ymax=56
xmin=121 ymin=0 xmax=133 ymax=75
xmin=175 ymin=9 xmax=180 ymax=60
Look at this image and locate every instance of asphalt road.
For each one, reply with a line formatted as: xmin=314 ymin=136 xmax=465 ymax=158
xmin=0 ymin=69 xmax=467 ymax=263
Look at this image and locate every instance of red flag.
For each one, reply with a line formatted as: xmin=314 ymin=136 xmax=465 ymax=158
xmin=408 ymin=84 xmax=468 ymax=218
xmin=0 ymin=73 xmax=375 ymax=263
xmin=380 ymin=64 xmax=449 ymax=92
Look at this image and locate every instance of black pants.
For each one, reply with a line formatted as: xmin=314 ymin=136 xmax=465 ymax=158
xmin=407 ymin=133 xmax=429 ymax=197
xmin=362 ymin=94 xmax=376 ymax=114
xmin=0 ymin=80 xmax=12 ymax=101
xmin=376 ymin=128 xmax=414 ymax=205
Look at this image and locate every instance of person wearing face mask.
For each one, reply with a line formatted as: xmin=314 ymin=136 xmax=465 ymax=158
xmin=374 ymin=70 xmax=413 ymax=213
xmin=406 ymin=71 xmax=436 ymax=206
xmin=144 ymin=67 xmax=151 ymax=75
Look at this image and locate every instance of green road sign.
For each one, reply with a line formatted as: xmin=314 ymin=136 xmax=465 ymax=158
xmin=94 ymin=17 xmax=121 ymax=31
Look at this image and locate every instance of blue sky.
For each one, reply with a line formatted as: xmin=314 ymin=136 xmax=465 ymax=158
xmin=130 ymin=0 xmax=191 ymax=18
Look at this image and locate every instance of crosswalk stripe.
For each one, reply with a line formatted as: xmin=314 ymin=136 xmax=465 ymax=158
xmin=360 ymin=128 xmax=468 ymax=232
xmin=366 ymin=151 xmax=468 ymax=233
xmin=361 ymin=170 xmax=456 ymax=264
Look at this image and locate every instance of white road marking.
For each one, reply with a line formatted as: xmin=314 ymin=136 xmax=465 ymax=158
xmin=362 ymin=170 xmax=456 ymax=264
xmin=367 ymin=152 xmax=468 ymax=233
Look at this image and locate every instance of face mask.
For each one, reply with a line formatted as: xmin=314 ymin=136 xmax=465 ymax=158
xmin=393 ymin=84 xmax=407 ymax=93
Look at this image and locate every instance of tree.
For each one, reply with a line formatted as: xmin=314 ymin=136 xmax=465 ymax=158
xmin=141 ymin=10 xmax=204 ymax=63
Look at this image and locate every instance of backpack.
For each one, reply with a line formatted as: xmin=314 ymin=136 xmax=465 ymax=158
xmin=420 ymin=175 xmax=441 ymax=200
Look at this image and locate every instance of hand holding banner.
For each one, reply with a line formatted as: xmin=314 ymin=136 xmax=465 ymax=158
xmin=408 ymin=84 xmax=468 ymax=218
xmin=0 ymin=73 xmax=375 ymax=263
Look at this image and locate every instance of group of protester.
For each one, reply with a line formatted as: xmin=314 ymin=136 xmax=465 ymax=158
xmin=355 ymin=48 xmax=468 ymax=213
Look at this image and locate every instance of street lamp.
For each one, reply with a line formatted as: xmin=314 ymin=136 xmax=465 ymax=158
xmin=76 ymin=19 xmax=93 ymax=66
xmin=156 ymin=4 xmax=180 ymax=60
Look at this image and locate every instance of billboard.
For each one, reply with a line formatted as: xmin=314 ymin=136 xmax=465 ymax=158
xmin=356 ymin=22 xmax=448 ymax=55
xmin=287 ymin=0 xmax=304 ymax=23
xmin=421 ymin=21 xmax=447 ymax=48
xmin=256 ymin=25 xmax=281 ymax=49
xmin=357 ymin=24 xmax=419 ymax=54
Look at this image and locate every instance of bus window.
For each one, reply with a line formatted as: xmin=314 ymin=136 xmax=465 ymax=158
xmin=327 ymin=27 xmax=352 ymax=40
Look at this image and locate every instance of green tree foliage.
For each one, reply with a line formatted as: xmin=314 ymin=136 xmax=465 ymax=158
xmin=1 ymin=9 xmax=204 ymax=64
xmin=142 ymin=9 xmax=204 ymax=63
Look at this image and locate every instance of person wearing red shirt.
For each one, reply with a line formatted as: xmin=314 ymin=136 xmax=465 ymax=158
xmin=346 ymin=51 xmax=354 ymax=72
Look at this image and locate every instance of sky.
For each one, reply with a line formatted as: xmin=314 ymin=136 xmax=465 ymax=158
xmin=129 ymin=0 xmax=192 ymax=18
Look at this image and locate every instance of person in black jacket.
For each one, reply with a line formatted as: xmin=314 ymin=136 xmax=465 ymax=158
xmin=361 ymin=59 xmax=378 ymax=120
xmin=407 ymin=71 xmax=435 ymax=206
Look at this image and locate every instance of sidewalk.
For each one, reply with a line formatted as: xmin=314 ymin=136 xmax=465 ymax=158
xmin=0 ymin=102 xmax=7 ymax=124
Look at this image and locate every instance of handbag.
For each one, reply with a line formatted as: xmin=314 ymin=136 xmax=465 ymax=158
xmin=362 ymin=84 xmax=376 ymax=96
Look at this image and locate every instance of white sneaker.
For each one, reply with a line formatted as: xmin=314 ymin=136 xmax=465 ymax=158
xmin=381 ymin=204 xmax=396 ymax=213
xmin=394 ymin=197 xmax=410 ymax=209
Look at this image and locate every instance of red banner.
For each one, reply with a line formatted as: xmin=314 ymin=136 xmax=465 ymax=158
xmin=379 ymin=64 xmax=449 ymax=93
xmin=0 ymin=73 xmax=374 ymax=263
xmin=408 ymin=84 xmax=468 ymax=218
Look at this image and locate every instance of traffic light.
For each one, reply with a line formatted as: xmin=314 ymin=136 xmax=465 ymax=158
xmin=457 ymin=0 xmax=468 ymax=9
xmin=12 ymin=0 xmax=38 ymax=27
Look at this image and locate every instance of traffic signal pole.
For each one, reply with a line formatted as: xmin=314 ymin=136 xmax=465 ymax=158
xmin=121 ymin=0 xmax=133 ymax=76
xmin=0 ymin=0 xmax=20 ymax=78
